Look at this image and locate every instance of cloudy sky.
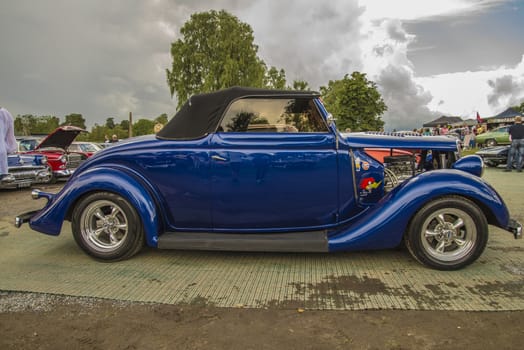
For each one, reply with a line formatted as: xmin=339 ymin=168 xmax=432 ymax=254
xmin=1 ymin=0 xmax=523 ymax=131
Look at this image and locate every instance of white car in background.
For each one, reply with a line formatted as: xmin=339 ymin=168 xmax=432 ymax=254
xmin=67 ymin=142 xmax=103 ymax=158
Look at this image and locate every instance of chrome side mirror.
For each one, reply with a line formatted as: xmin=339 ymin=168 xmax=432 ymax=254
xmin=326 ymin=113 xmax=336 ymax=127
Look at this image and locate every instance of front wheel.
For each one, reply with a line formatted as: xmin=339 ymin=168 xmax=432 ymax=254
xmin=71 ymin=192 xmax=144 ymax=261
xmin=405 ymin=196 xmax=488 ymax=270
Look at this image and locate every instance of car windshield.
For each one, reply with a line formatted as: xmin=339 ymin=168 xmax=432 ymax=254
xmin=79 ymin=143 xmax=100 ymax=152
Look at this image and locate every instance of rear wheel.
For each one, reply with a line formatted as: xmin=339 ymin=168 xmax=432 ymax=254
xmin=71 ymin=192 xmax=144 ymax=261
xmin=405 ymin=196 xmax=488 ymax=270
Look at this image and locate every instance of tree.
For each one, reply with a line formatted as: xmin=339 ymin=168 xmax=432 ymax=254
xmin=14 ymin=115 xmax=60 ymax=135
xmin=155 ymin=113 xmax=168 ymax=125
xmin=320 ymin=72 xmax=386 ymax=132
xmin=166 ymin=10 xmax=267 ymax=108
xmin=62 ymin=113 xmax=86 ymax=129
xmin=133 ymin=119 xmax=156 ymax=136
xmin=120 ymin=119 xmax=130 ymax=131
xmin=265 ymin=66 xmax=286 ymax=89
xmin=14 ymin=115 xmax=36 ymax=135
xmin=291 ymin=80 xmax=310 ymax=91
xmin=105 ymin=117 xmax=116 ymax=129
xmin=513 ymin=101 xmax=524 ymax=114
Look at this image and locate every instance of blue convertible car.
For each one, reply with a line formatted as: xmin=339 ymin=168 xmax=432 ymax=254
xmin=16 ymin=87 xmax=521 ymax=270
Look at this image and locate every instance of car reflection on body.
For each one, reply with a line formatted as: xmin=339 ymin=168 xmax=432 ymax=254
xmin=15 ymin=87 xmax=522 ymax=270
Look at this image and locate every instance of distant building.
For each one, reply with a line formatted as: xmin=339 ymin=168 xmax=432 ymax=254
xmin=423 ymin=116 xmax=463 ymax=128
xmin=483 ymin=108 xmax=522 ymax=127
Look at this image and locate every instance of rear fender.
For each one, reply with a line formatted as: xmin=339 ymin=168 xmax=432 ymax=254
xmin=29 ymin=166 xmax=161 ymax=247
xmin=328 ymin=169 xmax=509 ymax=251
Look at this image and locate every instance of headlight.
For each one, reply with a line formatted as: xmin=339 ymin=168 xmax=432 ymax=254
xmin=452 ymin=155 xmax=484 ymax=177
xmin=41 ymin=156 xmax=48 ymax=165
xmin=60 ymin=155 xmax=67 ymax=163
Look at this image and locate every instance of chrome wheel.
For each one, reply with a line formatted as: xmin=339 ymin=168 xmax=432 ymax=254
xmin=420 ymin=208 xmax=477 ymax=262
xmin=405 ymin=196 xmax=488 ymax=270
xmin=80 ymin=200 xmax=129 ymax=252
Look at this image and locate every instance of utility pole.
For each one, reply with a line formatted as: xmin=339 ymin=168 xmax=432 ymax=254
xmin=129 ymin=112 xmax=133 ymax=138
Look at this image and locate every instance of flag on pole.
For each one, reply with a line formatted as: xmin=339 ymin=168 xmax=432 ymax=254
xmin=476 ymin=112 xmax=483 ymax=123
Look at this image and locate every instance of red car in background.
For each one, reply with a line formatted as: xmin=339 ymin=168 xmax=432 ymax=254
xmin=20 ymin=126 xmax=87 ymax=183
xmin=67 ymin=142 xmax=103 ymax=158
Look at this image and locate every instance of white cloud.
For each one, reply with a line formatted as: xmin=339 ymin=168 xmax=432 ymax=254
xmin=417 ymin=55 xmax=524 ymax=118
xmin=356 ymin=0 xmax=523 ymax=129
xmin=359 ymin=0 xmax=507 ymax=21
xmin=0 ymin=0 xmax=521 ymax=132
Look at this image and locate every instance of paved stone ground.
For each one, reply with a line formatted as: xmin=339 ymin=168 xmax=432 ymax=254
xmin=0 ymin=168 xmax=522 ymax=311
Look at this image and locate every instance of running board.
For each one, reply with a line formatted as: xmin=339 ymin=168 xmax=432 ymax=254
xmin=157 ymin=230 xmax=329 ymax=252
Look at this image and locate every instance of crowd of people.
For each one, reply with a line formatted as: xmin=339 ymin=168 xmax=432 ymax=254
xmin=417 ymin=124 xmax=482 ymax=149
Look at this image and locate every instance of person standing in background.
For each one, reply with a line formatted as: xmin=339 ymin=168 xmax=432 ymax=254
xmin=0 ymin=106 xmax=18 ymax=182
xmin=505 ymin=116 xmax=524 ymax=172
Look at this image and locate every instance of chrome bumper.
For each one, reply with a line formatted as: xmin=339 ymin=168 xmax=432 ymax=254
xmin=507 ymin=219 xmax=522 ymax=239
xmin=14 ymin=190 xmax=52 ymax=228
xmin=53 ymin=169 xmax=72 ymax=178
xmin=14 ymin=210 xmax=40 ymax=228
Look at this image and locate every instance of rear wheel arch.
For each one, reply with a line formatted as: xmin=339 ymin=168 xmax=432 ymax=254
xmin=71 ymin=191 xmax=145 ymax=261
xmin=64 ymin=172 xmax=164 ymax=247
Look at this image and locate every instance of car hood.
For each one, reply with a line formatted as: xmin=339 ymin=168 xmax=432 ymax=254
xmin=8 ymin=154 xmax=40 ymax=167
xmin=342 ymin=132 xmax=458 ymax=151
xmin=35 ymin=126 xmax=86 ymax=151
xmin=476 ymin=145 xmax=509 ymax=155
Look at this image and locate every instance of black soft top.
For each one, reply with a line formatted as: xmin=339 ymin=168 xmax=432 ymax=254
xmin=157 ymin=86 xmax=320 ymax=140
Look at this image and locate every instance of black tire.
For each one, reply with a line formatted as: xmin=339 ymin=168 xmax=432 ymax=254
xmin=405 ymin=196 xmax=488 ymax=270
xmin=71 ymin=192 xmax=144 ymax=261
xmin=486 ymin=139 xmax=497 ymax=147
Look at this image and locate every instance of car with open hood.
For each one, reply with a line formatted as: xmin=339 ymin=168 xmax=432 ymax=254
xmin=20 ymin=126 xmax=86 ymax=183
xmin=1 ymin=153 xmax=51 ymax=190
xmin=16 ymin=87 xmax=521 ymax=270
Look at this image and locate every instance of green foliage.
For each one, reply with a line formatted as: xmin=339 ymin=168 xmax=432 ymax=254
xmin=14 ymin=114 xmax=60 ymax=135
xmin=105 ymin=117 xmax=116 ymax=129
xmin=62 ymin=113 xmax=87 ymax=129
xmin=291 ymin=80 xmax=310 ymax=91
xmin=166 ymin=10 xmax=267 ymax=108
xmin=120 ymin=119 xmax=130 ymax=131
xmin=154 ymin=113 xmax=169 ymax=125
xmin=265 ymin=66 xmax=286 ymax=89
xmin=514 ymin=101 xmax=524 ymax=114
xmin=320 ymin=72 xmax=387 ymax=132
xmin=133 ymin=119 xmax=156 ymax=136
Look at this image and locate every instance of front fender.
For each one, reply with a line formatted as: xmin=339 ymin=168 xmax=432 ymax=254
xmin=328 ymin=169 xmax=510 ymax=251
xmin=29 ymin=166 xmax=161 ymax=247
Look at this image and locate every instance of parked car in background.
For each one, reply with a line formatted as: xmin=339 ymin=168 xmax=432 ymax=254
xmin=476 ymin=145 xmax=512 ymax=167
xmin=68 ymin=142 xmax=103 ymax=158
xmin=20 ymin=126 xmax=87 ymax=183
xmin=475 ymin=126 xmax=510 ymax=147
xmin=16 ymin=87 xmax=521 ymax=270
xmin=17 ymin=136 xmax=43 ymax=152
xmin=1 ymin=153 xmax=51 ymax=190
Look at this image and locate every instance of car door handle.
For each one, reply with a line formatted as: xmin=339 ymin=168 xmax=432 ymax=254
xmin=212 ymin=155 xmax=228 ymax=162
